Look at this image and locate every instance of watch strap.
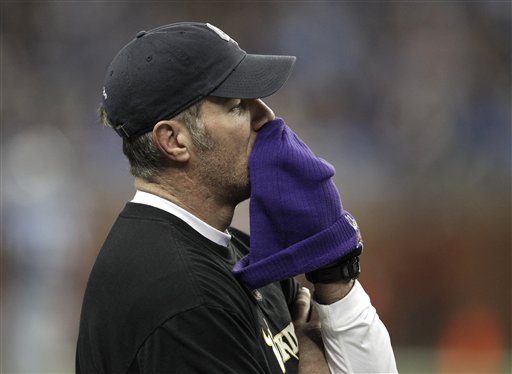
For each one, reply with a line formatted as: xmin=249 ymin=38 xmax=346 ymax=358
xmin=305 ymin=244 xmax=363 ymax=284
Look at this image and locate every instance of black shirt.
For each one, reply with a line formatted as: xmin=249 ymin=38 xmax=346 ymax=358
xmin=76 ymin=203 xmax=300 ymax=373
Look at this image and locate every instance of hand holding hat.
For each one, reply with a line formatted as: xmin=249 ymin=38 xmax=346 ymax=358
xmin=232 ymin=118 xmax=362 ymax=290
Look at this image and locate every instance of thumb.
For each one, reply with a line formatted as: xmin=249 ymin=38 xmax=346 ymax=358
xmin=291 ymin=287 xmax=313 ymax=325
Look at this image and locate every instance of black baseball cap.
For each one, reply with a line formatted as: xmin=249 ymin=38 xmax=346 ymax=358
xmin=102 ymin=22 xmax=296 ymax=140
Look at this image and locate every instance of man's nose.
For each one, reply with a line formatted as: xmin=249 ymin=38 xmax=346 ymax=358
xmin=249 ymin=99 xmax=275 ymax=131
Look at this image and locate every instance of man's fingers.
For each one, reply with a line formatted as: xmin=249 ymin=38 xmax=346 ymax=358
xmin=292 ymin=287 xmax=312 ymax=324
xmin=292 ymin=286 xmax=326 ymax=361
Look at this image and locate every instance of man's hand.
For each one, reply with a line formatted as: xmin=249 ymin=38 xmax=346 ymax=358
xmin=292 ymin=287 xmax=330 ymax=374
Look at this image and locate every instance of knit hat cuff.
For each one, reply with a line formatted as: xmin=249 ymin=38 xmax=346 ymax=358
xmin=232 ymin=212 xmax=359 ymax=290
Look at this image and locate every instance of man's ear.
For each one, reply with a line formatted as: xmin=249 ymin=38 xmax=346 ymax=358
xmin=152 ymin=120 xmax=191 ymax=163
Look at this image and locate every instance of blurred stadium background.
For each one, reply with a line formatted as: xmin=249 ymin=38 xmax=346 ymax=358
xmin=1 ymin=1 xmax=510 ymax=373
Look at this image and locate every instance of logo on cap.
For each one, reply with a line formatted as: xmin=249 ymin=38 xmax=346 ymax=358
xmin=102 ymin=87 xmax=108 ymax=100
xmin=206 ymin=23 xmax=238 ymax=45
xmin=344 ymin=212 xmax=363 ymax=246
xmin=344 ymin=213 xmax=358 ymax=230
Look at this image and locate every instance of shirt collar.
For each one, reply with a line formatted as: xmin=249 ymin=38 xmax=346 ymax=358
xmin=131 ymin=190 xmax=231 ymax=247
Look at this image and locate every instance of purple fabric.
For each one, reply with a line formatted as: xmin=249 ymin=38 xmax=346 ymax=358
xmin=232 ymin=117 xmax=362 ymax=290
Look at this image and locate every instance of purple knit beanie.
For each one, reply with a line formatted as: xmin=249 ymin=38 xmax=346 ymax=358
xmin=232 ymin=117 xmax=362 ymax=290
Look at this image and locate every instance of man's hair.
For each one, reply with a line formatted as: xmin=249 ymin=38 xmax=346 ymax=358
xmin=99 ymin=101 xmax=211 ymax=181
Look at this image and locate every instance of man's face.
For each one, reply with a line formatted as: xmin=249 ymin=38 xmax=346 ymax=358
xmin=192 ymin=97 xmax=275 ymax=205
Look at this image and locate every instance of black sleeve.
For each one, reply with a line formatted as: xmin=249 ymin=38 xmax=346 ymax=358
xmin=129 ymin=305 xmax=271 ymax=374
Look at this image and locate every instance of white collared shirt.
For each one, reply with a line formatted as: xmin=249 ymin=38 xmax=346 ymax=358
xmin=131 ymin=190 xmax=231 ymax=247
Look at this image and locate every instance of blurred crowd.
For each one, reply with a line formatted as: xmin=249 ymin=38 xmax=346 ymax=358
xmin=2 ymin=1 xmax=510 ymax=372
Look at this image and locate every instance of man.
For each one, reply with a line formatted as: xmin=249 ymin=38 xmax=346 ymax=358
xmin=76 ymin=22 xmax=397 ymax=373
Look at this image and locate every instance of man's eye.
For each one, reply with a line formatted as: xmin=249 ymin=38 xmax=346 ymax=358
xmin=230 ymin=101 xmax=245 ymax=113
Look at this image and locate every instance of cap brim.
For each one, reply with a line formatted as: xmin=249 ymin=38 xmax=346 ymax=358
xmin=210 ymin=54 xmax=296 ymax=99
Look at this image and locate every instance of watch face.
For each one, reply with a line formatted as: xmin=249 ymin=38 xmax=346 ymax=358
xmin=343 ymin=257 xmax=361 ymax=279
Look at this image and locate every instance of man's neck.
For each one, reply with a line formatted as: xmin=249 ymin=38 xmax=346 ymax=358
xmin=134 ymin=177 xmax=235 ymax=232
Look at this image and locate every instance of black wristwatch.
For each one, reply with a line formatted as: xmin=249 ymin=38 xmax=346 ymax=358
xmin=305 ymin=244 xmax=363 ymax=284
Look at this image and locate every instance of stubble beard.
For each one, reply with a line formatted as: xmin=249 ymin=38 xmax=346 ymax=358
xmin=194 ymin=137 xmax=251 ymax=206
